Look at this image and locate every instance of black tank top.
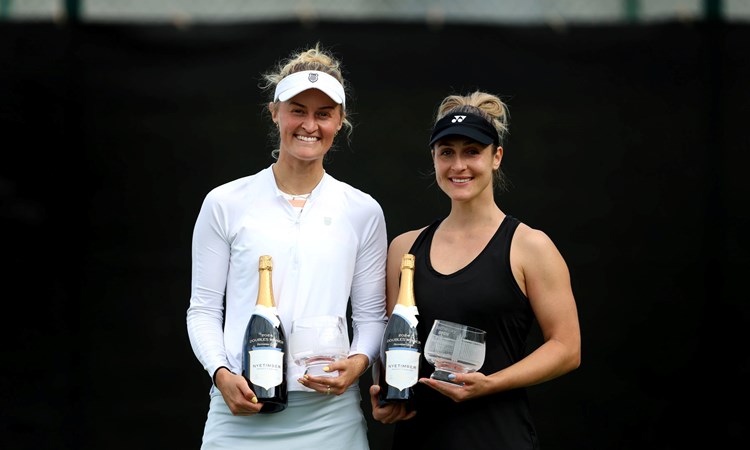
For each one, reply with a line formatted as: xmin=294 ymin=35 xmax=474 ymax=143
xmin=392 ymin=215 xmax=540 ymax=450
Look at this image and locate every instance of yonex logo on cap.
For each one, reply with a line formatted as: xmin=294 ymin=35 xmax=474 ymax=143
xmin=308 ymin=72 xmax=318 ymax=83
xmin=428 ymin=112 xmax=500 ymax=148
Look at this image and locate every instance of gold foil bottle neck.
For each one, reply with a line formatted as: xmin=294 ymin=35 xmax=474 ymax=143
xmin=258 ymin=255 xmax=273 ymax=271
xmin=397 ymin=253 xmax=416 ymax=308
xmin=401 ymin=253 xmax=415 ymax=271
xmin=256 ymin=255 xmax=275 ymax=308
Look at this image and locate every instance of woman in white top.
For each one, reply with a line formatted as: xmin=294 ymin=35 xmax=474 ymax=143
xmin=187 ymin=43 xmax=388 ymax=449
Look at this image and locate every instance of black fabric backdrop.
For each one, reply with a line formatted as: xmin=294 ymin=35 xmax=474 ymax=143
xmin=1 ymin=20 xmax=748 ymax=449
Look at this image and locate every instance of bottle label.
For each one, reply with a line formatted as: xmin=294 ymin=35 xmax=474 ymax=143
xmin=248 ymin=348 xmax=284 ymax=389
xmin=385 ymin=349 xmax=420 ymax=389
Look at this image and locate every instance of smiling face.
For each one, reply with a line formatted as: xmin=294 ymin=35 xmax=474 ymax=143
xmin=271 ymin=89 xmax=343 ymax=164
xmin=432 ymin=136 xmax=503 ymax=202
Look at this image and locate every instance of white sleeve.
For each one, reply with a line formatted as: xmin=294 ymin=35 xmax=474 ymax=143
xmin=186 ymin=191 xmax=231 ymax=381
xmin=348 ymin=202 xmax=388 ymax=367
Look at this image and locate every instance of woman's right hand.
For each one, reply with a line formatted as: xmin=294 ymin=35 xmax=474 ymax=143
xmin=369 ymin=385 xmax=416 ymax=424
xmin=215 ymin=367 xmax=264 ymax=416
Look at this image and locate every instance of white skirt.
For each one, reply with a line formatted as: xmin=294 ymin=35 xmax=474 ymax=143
xmin=201 ymin=388 xmax=370 ymax=449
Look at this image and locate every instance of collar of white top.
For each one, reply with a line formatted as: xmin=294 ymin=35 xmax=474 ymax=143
xmin=281 ymin=192 xmax=311 ymax=201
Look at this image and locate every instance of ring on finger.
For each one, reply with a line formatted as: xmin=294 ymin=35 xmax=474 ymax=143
xmin=326 ymin=386 xmax=331 ymax=395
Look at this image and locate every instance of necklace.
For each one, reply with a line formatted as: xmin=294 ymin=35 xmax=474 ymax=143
xmin=281 ymin=192 xmax=311 ymax=201
xmin=276 ymin=180 xmax=312 ymax=205
xmin=273 ymin=165 xmax=321 ymax=198
xmin=273 ymin=168 xmax=316 ymax=209
xmin=276 ymin=178 xmax=311 ymax=197
xmin=281 ymin=191 xmax=310 ymax=210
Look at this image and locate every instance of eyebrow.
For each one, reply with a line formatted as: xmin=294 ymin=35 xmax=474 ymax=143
xmin=288 ymin=101 xmax=337 ymax=110
xmin=438 ymin=138 xmax=483 ymax=146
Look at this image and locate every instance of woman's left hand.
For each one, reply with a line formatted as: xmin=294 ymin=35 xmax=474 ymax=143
xmin=418 ymin=371 xmax=489 ymax=402
xmin=298 ymin=354 xmax=369 ymax=396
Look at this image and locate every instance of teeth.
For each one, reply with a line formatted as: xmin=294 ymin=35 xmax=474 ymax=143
xmin=296 ymin=135 xmax=319 ymax=142
xmin=452 ymin=178 xmax=471 ymax=183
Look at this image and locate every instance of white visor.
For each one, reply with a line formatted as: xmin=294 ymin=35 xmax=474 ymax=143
xmin=274 ymin=70 xmax=345 ymax=106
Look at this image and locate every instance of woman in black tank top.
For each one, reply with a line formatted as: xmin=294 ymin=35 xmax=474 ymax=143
xmin=369 ymin=91 xmax=581 ymax=449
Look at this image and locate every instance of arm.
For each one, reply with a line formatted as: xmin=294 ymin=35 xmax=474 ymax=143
xmin=186 ymin=192 xmax=231 ymax=381
xmin=421 ymin=224 xmax=581 ymax=402
xmin=186 ymin=192 xmax=262 ymax=414
xmin=510 ymin=225 xmax=581 ymax=383
xmin=347 ymin=207 xmax=389 ymax=367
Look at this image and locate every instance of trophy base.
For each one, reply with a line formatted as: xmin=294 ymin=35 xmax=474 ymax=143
xmin=304 ymin=358 xmax=340 ymax=378
xmin=430 ymin=370 xmax=464 ymax=386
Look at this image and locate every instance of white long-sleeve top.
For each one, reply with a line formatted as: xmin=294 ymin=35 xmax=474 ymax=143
xmin=186 ymin=164 xmax=388 ymax=393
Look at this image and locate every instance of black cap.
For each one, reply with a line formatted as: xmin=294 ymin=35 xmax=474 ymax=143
xmin=429 ymin=113 xmax=499 ymax=148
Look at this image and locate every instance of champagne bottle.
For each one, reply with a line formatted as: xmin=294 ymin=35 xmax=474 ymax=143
xmin=241 ymin=255 xmax=288 ymax=414
xmin=377 ymin=253 xmax=421 ymax=406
